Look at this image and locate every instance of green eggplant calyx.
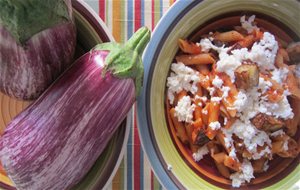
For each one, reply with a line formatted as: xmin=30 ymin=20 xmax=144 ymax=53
xmin=94 ymin=27 xmax=151 ymax=96
xmin=0 ymin=0 xmax=71 ymax=45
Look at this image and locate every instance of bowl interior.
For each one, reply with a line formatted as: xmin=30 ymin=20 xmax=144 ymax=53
xmin=0 ymin=1 xmax=128 ymax=190
xmin=146 ymin=1 xmax=300 ymax=189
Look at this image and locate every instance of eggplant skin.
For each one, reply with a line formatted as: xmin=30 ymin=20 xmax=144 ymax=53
xmin=0 ymin=50 xmax=135 ymax=190
xmin=0 ymin=21 xmax=76 ymax=100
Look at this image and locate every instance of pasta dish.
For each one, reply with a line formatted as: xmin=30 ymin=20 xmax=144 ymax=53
xmin=166 ymin=15 xmax=300 ymax=187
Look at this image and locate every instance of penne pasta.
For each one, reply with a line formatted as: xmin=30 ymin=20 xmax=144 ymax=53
xmin=212 ymin=152 xmax=227 ymax=164
xmin=169 ymin=108 xmax=189 ymax=144
xmin=185 ymin=123 xmax=200 ymax=153
xmin=195 ymin=65 xmax=210 ymax=75
xmin=237 ymin=34 xmax=255 ymax=48
xmin=206 ymin=101 xmax=220 ymax=140
xmin=176 ymin=53 xmax=216 ymax=65
xmin=215 ymin=162 xmax=231 ymax=178
xmin=178 ymin=39 xmax=202 ymax=54
xmin=213 ymin=30 xmax=244 ymax=42
xmin=224 ymin=155 xmax=241 ymax=172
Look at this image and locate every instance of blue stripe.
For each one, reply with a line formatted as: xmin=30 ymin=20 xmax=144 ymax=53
xmin=160 ymin=0 xmax=163 ymax=18
xmin=126 ymin=120 xmax=133 ymax=190
xmin=140 ymin=149 xmax=144 ymax=190
xmin=141 ymin=0 xmax=145 ymax=26
xmin=127 ymin=0 xmax=134 ymax=40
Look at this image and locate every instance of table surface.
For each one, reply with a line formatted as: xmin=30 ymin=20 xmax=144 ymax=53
xmin=83 ymin=0 xmax=176 ymax=189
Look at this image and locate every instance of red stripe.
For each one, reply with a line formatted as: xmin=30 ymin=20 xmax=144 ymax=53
xmin=151 ymin=0 xmax=155 ymax=30
xmin=133 ymin=105 xmax=141 ymax=190
xmin=151 ymin=171 xmax=154 ymax=190
xmin=98 ymin=0 xmax=105 ymax=21
xmin=134 ymin=0 xmax=141 ymax=31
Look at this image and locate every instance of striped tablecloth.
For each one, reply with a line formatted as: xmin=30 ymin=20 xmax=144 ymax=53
xmin=83 ymin=1 xmax=176 ymax=189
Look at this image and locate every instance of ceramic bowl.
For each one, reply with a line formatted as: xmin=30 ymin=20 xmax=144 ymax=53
xmin=138 ymin=0 xmax=300 ymax=189
xmin=0 ymin=1 xmax=130 ymax=189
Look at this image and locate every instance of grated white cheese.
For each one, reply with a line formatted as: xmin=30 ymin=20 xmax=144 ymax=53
xmin=195 ymin=95 xmax=207 ymax=102
xmin=249 ymin=32 xmax=278 ymax=71
xmin=229 ymin=148 xmax=237 ymax=158
xmin=212 ymin=76 xmax=223 ymax=88
xmin=216 ymin=49 xmax=243 ymax=82
xmin=207 ymin=87 xmax=216 ymax=96
xmin=240 ymin=15 xmax=258 ymax=33
xmin=224 ymin=117 xmax=228 ymax=125
xmin=174 ymin=96 xmax=195 ymax=123
xmin=230 ymin=159 xmax=254 ymax=188
xmin=202 ymin=109 xmax=208 ymax=115
xmin=283 ymin=140 xmax=289 ymax=151
xmin=193 ymin=145 xmax=209 ymax=162
xmin=222 ymin=120 xmax=272 ymax=158
xmin=270 ymin=129 xmax=285 ymax=137
xmin=271 ymin=67 xmax=289 ymax=84
xmin=258 ymin=96 xmax=294 ymax=119
xmin=252 ymin=146 xmax=271 ymax=160
xmin=211 ymin=96 xmax=222 ymax=103
xmin=221 ymin=86 xmax=230 ymax=99
xmin=209 ymin=121 xmax=221 ymax=130
xmin=234 ymin=90 xmax=248 ymax=111
xmin=263 ymin=160 xmax=269 ymax=172
xmin=167 ymin=62 xmax=200 ymax=104
xmin=200 ymin=96 xmax=208 ymax=102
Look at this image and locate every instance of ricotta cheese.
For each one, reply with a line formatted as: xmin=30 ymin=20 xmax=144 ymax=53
xmin=167 ymin=62 xmax=200 ymax=104
xmin=211 ymin=96 xmax=222 ymax=103
xmin=283 ymin=140 xmax=289 ymax=151
xmin=222 ymin=120 xmax=272 ymax=159
xmin=230 ymin=159 xmax=254 ymax=188
xmin=209 ymin=121 xmax=221 ymax=130
xmin=193 ymin=145 xmax=209 ymax=162
xmin=271 ymin=67 xmax=289 ymax=84
xmin=240 ymin=15 xmax=258 ymax=33
xmin=212 ymin=76 xmax=223 ymax=88
xmin=270 ymin=129 xmax=285 ymax=137
xmin=249 ymin=32 xmax=278 ymax=71
xmin=174 ymin=96 xmax=195 ymax=123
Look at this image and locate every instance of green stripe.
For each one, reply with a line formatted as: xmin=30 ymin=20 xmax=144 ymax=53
xmin=153 ymin=175 xmax=161 ymax=190
xmin=105 ymin=0 xmax=108 ymax=24
xmin=154 ymin=0 xmax=160 ymax=26
xmin=120 ymin=159 xmax=125 ymax=190
xmin=120 ymin=0 xmax=126 ymax=43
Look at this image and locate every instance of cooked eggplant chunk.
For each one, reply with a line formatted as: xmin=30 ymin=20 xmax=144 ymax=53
xmin=234 ymin=64 xmax=259 ymax=89
xmin=287 ymin=42 xmax=300 ymax=63
xmin=251 ymin=113 xmax=284 ymax=132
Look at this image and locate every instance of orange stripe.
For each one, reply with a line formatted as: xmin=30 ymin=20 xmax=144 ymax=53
xmin=112 ymin=0 xmax=121 ymax=42
xmin=169 ymin=0 xmax=174 ymax=5
xmin=112 ymin=163 xmax=121 ymax=190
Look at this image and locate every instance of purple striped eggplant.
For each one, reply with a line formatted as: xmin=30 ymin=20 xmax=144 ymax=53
xmin=0 ymin=0 xmax=76 ymax=100
xmin=0 ymin=27 xmax=150 ymax=190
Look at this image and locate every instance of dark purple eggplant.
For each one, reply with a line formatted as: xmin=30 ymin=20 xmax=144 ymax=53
xmin=0 ymin=27 xmax=150 ymax=190
xmin=0 ymin=0 xmax=76 ymax=100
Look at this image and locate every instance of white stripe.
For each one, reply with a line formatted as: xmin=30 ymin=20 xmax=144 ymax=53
xmin=144 ymin=0 xmax=152 ymax=29
xmin=162 ymin=0 xmax=170 ymax=15
xmin=104 ymin=180 xmax=112 ymax=190
xmin=143 ymin=155 xmax=152 ymax=190
xmin=106 ymin=0 xmax=113 ymax=32
xmin=84 ymin=0 xmax=99 ymax=16
xmin=123 ymin=1 xmax=128 ymax=41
